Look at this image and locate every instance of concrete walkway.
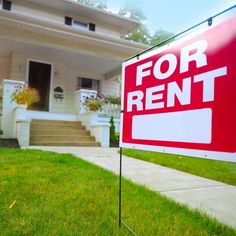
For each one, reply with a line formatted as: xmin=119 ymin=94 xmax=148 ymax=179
xmin=26 ymin=146 xmax=236 ymax=229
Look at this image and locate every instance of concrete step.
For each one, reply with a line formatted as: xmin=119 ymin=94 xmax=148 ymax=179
xmin=30 ymin=135 xmax=95 ymax=142
xmin=30 ymin=119 xmax=100 ymax=147
xmin=30 ymin=123 xmax=85 ymax=129
xmin=30 ymin=129 xmax=90 ymax=136
xmin=29 ymin=140 xmax=100 ymax=146
xmin=31 ymin=119 xmax=82 ymax=126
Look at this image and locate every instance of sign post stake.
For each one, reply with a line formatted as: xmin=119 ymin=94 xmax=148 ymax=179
xmin=119 ymin=147 xmax=122 ymax=227
xmin=118 ymin=147 xmax=138 ymax=236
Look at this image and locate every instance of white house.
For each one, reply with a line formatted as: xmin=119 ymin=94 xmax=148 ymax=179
xmin=0 ymin=0 xmax=147 ymax=147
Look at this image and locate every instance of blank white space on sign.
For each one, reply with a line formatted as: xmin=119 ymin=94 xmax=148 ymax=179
xmin=132 ymin=108 xmax=212 ymax=144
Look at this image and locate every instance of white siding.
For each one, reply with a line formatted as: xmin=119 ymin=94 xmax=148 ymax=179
xmin=51 ymin=65 xmax=77 ymax=114
xmin=101 ymin=78 xmax=120 ymax=97
xmin=0 ymin=55 xmax=10 ymax=83
xmin=12 ymin=2 xmax=64 ymax=25
xmin=10 ymin=53 xmax=26 ymax=82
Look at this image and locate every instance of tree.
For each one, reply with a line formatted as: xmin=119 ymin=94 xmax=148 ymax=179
xmin=76 ymin=0 xmax=107 ymax=10
xmin=118 ymin=0 xmax=146 ymax=21
xmin=119 ymin=0 xmax=151 ymax=44
xmin=150 ymin=29 xmax=174 ymax=46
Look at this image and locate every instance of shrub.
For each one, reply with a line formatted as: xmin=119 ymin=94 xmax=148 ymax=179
xmin=110 ymin=116 xmax=116 ymax=142
xmin=106 ymin=95 xmax=121 ymax=105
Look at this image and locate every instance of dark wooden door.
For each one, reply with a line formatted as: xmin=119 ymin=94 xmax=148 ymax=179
xmin=28 ymin=61 xmax=51 ymax=111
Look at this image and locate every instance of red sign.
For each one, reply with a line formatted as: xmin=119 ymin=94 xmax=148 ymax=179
xmin=120 ymin=11 xmax=236 ymax=162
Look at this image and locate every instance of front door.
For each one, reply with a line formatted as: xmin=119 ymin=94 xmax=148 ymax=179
xmin=28 ymin=61 xmax=51 ymax=111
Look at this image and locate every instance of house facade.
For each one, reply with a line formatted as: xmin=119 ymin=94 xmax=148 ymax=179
xmin=0 ymin=0 xmax=147 ymax=147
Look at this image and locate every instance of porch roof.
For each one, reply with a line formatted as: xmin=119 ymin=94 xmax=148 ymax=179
xmin=0 ymin=10 xmax=148 ymax=78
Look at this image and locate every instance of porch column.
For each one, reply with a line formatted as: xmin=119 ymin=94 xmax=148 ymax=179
xmin=74 ymin=89 xmax=97 ymax=114
xmin=1 ymin=80 xmax=25 ymax=138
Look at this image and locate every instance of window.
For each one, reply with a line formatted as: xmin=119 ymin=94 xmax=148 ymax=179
xmin=73 ymin=20 xmax=88 ymax=30
xmin=64 ymin=16 xmax=96 ymax=32
xmin=65 ymin=16 xmax=72 ymax=26
xmin=2 ymin=0 xmax=11 ymax=11
xmin=77 ymin=77 xmax=100 ymax=92
xmin=89 ymin=23 xmax=96 ymax=32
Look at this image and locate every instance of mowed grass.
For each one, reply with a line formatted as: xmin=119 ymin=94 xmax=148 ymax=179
xmin=0 ymin=148 xmax=235 ymax=236
xmin=122 ymin=149 xmax=236 ymax=186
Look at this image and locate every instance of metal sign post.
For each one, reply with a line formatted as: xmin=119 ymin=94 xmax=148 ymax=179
xmin=119 ymin=147 xmax=137 ymax=236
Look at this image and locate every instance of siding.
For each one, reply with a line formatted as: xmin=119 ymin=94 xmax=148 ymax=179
xmin=12 ymin=2 xmax=63 ymax=25
xmin=101 ymin=77 xmax=120 ymax=97
xmin=0 ymin=55 xmax=11 ymax=83
xmin=9 ymin=53 xmax=26 ymax=82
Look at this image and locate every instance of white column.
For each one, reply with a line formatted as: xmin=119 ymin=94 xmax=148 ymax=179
xmin=91 ymin=124 xmax=111 ymax=147
xmin=1 ymin=80 xmax=25 ymax=138
xmin=74 ymin=89 xmax=97 ymax=114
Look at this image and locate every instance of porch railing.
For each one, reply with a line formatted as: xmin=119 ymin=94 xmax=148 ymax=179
xmin=101 ymin=102 xmax=121 ymax=118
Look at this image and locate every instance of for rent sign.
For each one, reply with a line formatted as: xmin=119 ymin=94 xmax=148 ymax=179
xmin=120 ymin=11 xmax=236 ymax=162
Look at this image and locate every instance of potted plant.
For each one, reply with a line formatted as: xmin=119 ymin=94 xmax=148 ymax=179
xmin=11 ymin=87 xmax=39 ymax=107
xmin=106 ymin=95 xmax=121 ymax=105
xmin=83 ymin=96 xmax=104 ymax=112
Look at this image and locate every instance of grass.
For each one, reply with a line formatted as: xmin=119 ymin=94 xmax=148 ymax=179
xmin=122 ymin=149 xmax=236 ymax=186
xmin=0 ymin=148 xmax=235 ymax=235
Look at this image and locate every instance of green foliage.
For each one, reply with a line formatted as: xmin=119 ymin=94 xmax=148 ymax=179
xmin=109 ymin=116 xmax=116 ymax=142
xmin=118 ymin=0 xmax=174 ymax=46
xmin=119 ymin=0 xmax=146 ymax=21
xmin=125 ymin=24 xmax=151 ymax=44
xmin=106 ymin=95 xmax=121 ymax=105
xmin=76 ymin=0 xmax=107 ymax=10
xmin=0 ymin=130 xmax=3 ymax=137
xmin=122 ymin=149 xmax=236 ymax=186
xmin=0 ymin=149 xmax=235 ymax=235
xmin=150 ymin=29 xmax=174 ymax=46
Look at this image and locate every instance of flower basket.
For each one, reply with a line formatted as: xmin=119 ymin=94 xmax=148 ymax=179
xmin=11 ymin=88 xmax=39 ymax=106
xmin=83 ymin=96 xmax=104 ymax=112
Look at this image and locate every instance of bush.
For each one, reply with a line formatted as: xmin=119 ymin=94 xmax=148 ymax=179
xmin=109 ymin=117 xmax=120 ymax=147
xmin=109 ymin=116 xmax=116 ymax=142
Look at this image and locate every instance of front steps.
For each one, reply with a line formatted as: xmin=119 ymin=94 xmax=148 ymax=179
xmin=30 ymin=119 xmax=100 ymax=146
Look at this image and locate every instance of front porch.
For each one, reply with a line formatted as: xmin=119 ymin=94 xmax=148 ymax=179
xmin=0 ymin=79 xmax=121 ymax=147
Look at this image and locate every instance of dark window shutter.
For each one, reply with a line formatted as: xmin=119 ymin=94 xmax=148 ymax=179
xmin=2 ymin=0 xmax=12 ymax=11
xmin=65 ymin=16 xmax=72 ymax=26
xmin=89 ymin=23 xmax=96 ymax=32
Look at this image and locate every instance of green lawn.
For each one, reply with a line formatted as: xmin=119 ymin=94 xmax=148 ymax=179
xmin=122 ymin=149 xmax=236 ymax=186
xmin=0 ymin=148 xmax=235 ymax=235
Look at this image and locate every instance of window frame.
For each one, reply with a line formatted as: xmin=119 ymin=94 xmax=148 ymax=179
xmin=77 ymin=77 xmax=100 ymax=92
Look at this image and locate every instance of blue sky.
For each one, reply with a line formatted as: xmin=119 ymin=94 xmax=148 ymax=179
xmin=107 ymin=0 xmax=236 ymax=34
